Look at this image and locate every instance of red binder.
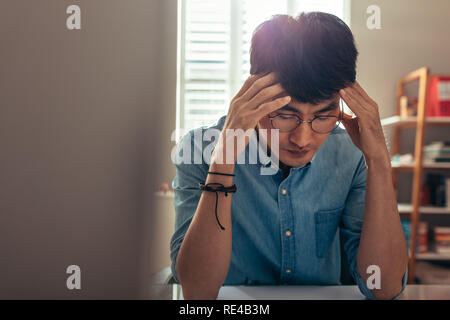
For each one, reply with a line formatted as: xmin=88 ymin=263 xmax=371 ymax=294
xmin=426 ymin=76 xmax=450 ymax=117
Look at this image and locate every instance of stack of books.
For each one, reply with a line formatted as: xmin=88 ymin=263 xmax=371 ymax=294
xmin=434 ymin=227 xmax=450 ymax=254
xmin=423 ymin=141 xmax=450 ymax=163
xmin=402 ymin=220 xmax=429 ymax=253
xmin=421 ymin=173 xmax=448 ymax=207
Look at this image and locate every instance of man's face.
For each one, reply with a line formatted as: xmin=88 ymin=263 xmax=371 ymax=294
xmin=257 ymin=93 xmax=341 ymax=168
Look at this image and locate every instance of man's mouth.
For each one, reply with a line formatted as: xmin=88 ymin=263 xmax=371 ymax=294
xmin=283 ymin=148 xmax=310 ymax=157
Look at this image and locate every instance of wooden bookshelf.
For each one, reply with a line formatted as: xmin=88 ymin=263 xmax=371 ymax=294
xmin=381 ymin=67 xmax=450 ymax=283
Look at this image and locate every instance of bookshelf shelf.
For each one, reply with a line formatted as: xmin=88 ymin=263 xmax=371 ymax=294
xmin=416 ymin=252 xmax=450 ymax=261
xmin=381 ymin=116 xmax=450 ymax=128
xmin=391 ymin=162 xmax=450 ymax=170
xmin=398 ymin=203 xmax=450 ymax=215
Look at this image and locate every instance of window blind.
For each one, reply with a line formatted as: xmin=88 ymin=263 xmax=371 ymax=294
xmin=181 ymin=0 xmax=231 ymax=131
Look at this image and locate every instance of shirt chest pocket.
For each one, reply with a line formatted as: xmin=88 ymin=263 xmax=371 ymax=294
xmin=314 ymin=206 xmax=344 ymax=258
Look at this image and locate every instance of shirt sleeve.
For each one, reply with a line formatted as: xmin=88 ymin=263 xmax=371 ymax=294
xmin=169 ymin=131 xmax=207 ymax=283
xmin=340 ymin=154 xmax=408 ymax=300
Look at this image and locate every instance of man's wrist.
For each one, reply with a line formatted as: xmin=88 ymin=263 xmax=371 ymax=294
xmin=206 ymin=160 xmax=235 ymax=185
xmin=363 ymin=147 xmax=391 ymax=170
xmin=365 ymin=156 xmax=391 ymax=171
xmin=209 ymin=139 xmax=236 ymax=182
xmin=209 ymin=160 xmax=235 ymax=174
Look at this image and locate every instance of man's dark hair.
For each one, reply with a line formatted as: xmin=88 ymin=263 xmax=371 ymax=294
xmin=250 ymin=12 xmax=358 ymax=104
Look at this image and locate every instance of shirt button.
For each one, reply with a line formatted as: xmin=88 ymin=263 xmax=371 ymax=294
xmin=285 ymin=269 xmax=291 ymax=274
xmin=285 ymin=230 xmax=292 ymax=237
xmin=281 ymin=189 xmax=287 ymax=195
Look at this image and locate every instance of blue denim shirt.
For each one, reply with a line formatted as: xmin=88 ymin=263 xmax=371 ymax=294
xmin=170 ymin=116 xmax=407 ymax=299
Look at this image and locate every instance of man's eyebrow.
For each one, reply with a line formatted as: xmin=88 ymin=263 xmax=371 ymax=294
xmin=279 ymin=105 xmax=299 ymax=113
xmin=279 ymin=101 xmax=339 ymax=115
xmin=312 ymin=102 xmax=339 ymax=114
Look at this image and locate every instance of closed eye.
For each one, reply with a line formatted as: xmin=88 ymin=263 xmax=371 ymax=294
xmin=270 ymin=112 xmax=297 ymax=118
xmin=315 ymin=115 xmax=337 ymax=121
xmin=316 ymin=116 xmax=332 ymax=121
xmin=278 ymin=114 xmax=297 ymax=120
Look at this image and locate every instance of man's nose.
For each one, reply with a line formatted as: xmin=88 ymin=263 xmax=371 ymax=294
xmin=288 ymin=121 xmax=314 ymax=148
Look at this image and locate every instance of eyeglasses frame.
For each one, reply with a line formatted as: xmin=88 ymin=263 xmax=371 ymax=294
xmin=268 ymin=99 xmax=345 ymax=134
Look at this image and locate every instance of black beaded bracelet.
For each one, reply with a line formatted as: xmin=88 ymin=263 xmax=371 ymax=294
xmin=207 ymin=171 xmax=235 ymax=177
xmin=199 ymin=182 xmax=237 ymax=230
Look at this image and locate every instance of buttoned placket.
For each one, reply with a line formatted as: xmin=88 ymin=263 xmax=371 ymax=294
xmin=278 ymin=174 xmax=295 ymax=283
xmin=277 ymin=162 xmax=313 ymax=284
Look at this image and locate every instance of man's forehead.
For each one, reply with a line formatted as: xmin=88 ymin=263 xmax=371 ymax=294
xmin=280 ymin=96 xmax=340 ymax=114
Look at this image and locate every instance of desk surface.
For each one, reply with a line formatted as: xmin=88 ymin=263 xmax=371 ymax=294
xmin=173 ymin=285 xmax=450 ymax=300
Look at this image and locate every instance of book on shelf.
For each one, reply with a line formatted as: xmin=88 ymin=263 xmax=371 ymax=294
xmin=436 ymin=247 xmax=450 ymax=254
xmin=421 ymin=173 xmax=448 ymax=207
xmin=447 ymin=178 xmax=450 ymax=209
xmin=391 ymin=153 xmax=414 ymax=165
xmin=423 ymin=141 xmax=450 ymax=163
xmin=402 ymin=220 xmax=428 ymax=253
xmin=435 ymin=227 xmax=450 ymax=254
xmin=426 ymin=76 xmax=450 ymax=117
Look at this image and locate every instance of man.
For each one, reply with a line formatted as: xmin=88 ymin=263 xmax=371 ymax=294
xmin=170 ymin=12 xmax=408 ymax=300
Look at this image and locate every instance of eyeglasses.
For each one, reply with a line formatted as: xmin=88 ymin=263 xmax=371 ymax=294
xmin=268 ymin=101 xmax=343 ymax=134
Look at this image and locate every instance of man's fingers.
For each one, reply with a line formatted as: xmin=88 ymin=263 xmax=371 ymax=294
xmin=247 ymin=83 xmax=287 ymax=110
xmin=345 ymin=83 xmax=374 ymax=112
xmin=234 ymin=73 xmax=264 ymax=99
xmin=240 ymin=72 xmax=278 ymax=102
xmin=339 ymin=88 xmax=369 ymax=116
xmin=254 ymin=95 xmax=291 ymax=118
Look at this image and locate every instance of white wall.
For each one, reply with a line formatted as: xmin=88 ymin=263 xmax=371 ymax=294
xmin=350 ymin=0 xmax=450 ymax=203
xmin=351 ymin=0 xmax=450 ymax=118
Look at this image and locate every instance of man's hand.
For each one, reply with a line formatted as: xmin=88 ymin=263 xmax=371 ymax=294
xmin=225 ymin=72 xmax=290 ymax=131
xmin=215 ymin=72 xmax=290 ymax=163
xmin=339 ymin=82 xmax=389 ymax=163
